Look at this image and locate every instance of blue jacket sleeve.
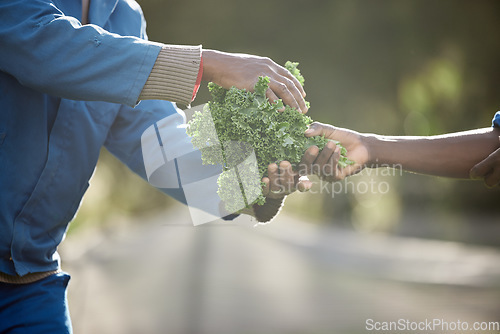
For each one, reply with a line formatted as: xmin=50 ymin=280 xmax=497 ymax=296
xmin=103 ymin=101 xmax=225 ymax=219
xmin=0 ymin=0 xmax=161 ymax=106
xmin=103 ymin=100 xmax=236 ymax=224
xmin=492 ymin=111 xmax=500 ymax=128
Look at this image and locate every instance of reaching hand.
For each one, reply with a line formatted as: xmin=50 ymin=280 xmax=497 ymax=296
xmin=470 ymin=136 xmax=500 ymax=187
xmin=202 ymin=50 xmax=308 ymax=113
xmin=236 ymin=161 xmax=311 ymax=223
xmin=262 ymin=161 xmax=312 ymax=199
xmin=302 ymin=122 xmax=370 ymax=181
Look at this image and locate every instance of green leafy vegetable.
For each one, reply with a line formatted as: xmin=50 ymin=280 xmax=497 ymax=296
xmin=187 ymin=61 xmax=353 ymax=213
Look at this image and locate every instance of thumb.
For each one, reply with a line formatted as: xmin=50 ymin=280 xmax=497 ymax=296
xmin=470 ymin=155 xmax=494 ymax=179
xmin=470 ymin=137 xmax=500 ymax=179
xmin=305 ymin=122 xmax=335 ymax=138
xmin=469 ymin=163 xmax=483 ymax=179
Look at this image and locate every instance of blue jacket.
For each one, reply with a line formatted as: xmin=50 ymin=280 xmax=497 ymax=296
xmin=0 ymin=0 xmax=220 ymax=276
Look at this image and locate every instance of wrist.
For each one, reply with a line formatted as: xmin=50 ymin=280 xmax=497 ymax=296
xmin=363 ymin=134 xmax=384 ymax=167
xmin=365 ymin=134 xmax=408 ymax=168
xmin=201 ymin=49 xmax=219 ymax=83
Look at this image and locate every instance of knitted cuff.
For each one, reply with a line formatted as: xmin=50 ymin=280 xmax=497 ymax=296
xmin=139 ymin=44 xmax=202 ymax=105
xmin=0 ymin=269 xmax=61 ymax=284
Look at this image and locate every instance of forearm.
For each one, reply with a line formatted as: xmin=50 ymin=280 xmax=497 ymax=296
xmin=365 ymin=127 xmax=500 ymax=178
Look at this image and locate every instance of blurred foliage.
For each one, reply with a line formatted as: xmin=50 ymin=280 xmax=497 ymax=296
xmin=74 ymin=0 xmax=500 ymax=238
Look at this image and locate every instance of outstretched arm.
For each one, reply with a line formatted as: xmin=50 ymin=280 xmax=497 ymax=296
xmin=304 ymin=122 xmax=500 ymax=181
xmin=1 ymin=2 xmax=307 ymax=111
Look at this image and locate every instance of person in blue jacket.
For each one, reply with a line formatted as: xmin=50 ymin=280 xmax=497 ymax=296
xmin=0 ymin=1 xmax=322 ymax=332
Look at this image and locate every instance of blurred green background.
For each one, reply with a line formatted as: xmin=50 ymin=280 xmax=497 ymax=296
xmin=73 ymin=0 xmax=500 ymax=243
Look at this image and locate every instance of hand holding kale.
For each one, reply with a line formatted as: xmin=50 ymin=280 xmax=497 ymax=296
xmin=201 ymin=50 xmax=308 ymax=113
xmin=187 ymin=62 xmax=353 ymax=214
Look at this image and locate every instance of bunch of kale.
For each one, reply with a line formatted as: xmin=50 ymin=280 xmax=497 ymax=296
xmin=187 ymin=62 xmax=352 ymax=213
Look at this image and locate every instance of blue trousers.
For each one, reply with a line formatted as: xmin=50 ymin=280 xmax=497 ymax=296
xmin=0 ymin=272 xmax=72 ymax=334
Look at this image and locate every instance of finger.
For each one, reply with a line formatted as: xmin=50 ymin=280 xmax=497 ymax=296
xmin=322 ymin=146 xmax=341 ymax=182
xmin=314 ymin=140 xmax=336 ymax=172
xmin=279 ymin=161 xmax=296 ymax=194
xmin=268 ymin=163 xmax=281 ymax=194
xmin=470 ymin=150 xmax=499 ymax=179
xmin=275 ymin=75 xmax=308 ymax=113
xmin=298 ymin=145 xmax=319 ymax=176
xmin=261 ymin=177 xmax=270 ymax=196
xmin=268 ymin=79 xmax=301 ymax=113
xmin=265 ymin=88 xmax=284 ymax=112
xmin=276 ymin=66 xmax=307 ymax=98
xmin=297 ymin=176 xmax=313 ymax=192
xmin=304 ymin=122 xmax=336 ymax=138
xmin=484 ymin=167 xmax=500 ymax=188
